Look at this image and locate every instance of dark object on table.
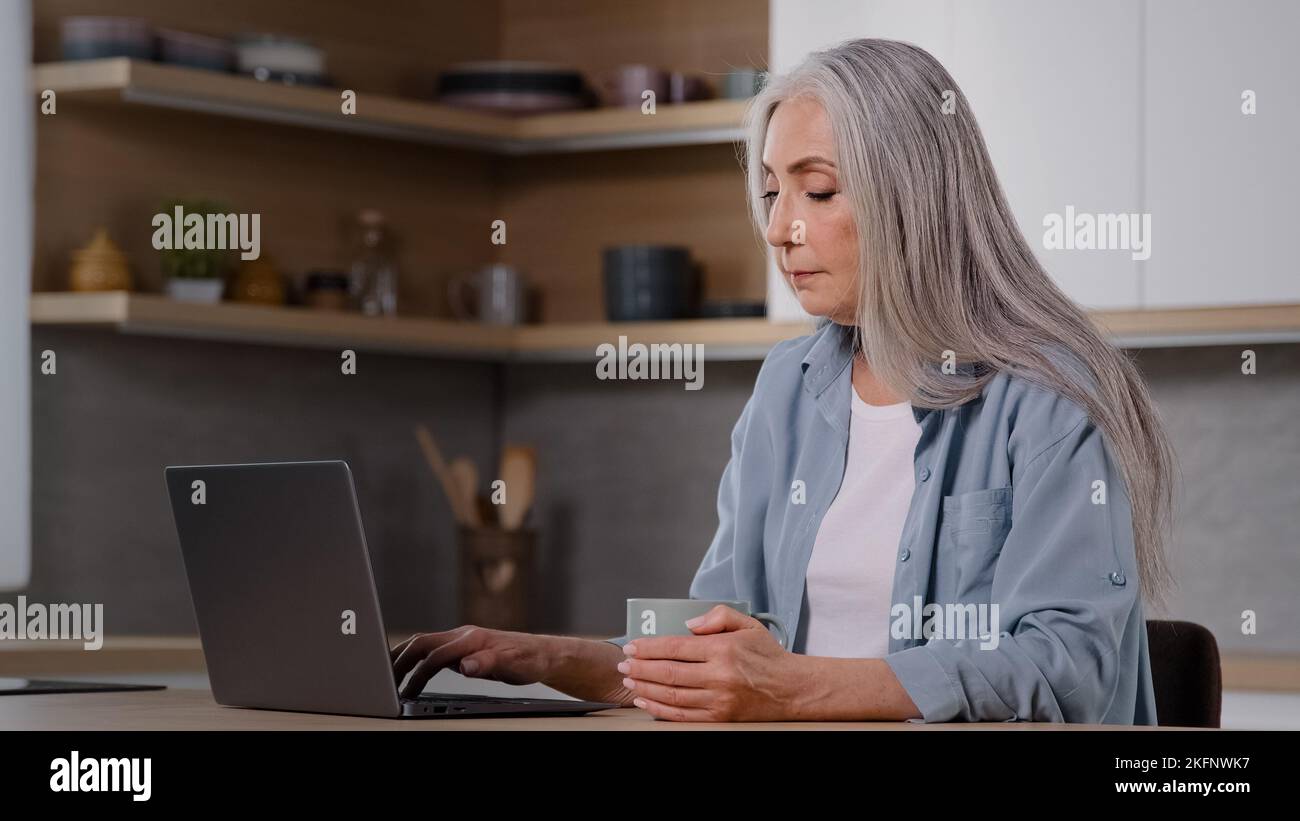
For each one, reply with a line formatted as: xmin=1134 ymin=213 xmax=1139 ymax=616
xmin=436 ymin=61 xmax=589 ymax=114
xmin=61 ymin=16 xmax=153 ymax=61
xmin=0 ymin=678 xmax=166 ymax=696
xmin=699 ymin=299 xmax=766 ymax=318
xmin=156 ymin=28 xmax=234 ymax=72
xmin=603 ymin=245 xmax=698 ymax=321
xmin=1145 ymin=619 xmax=1222 ymax=728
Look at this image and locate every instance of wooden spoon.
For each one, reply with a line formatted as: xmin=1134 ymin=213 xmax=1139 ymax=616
xmin=414 ymin=425 xmax=471 ymax=526
xmin=448 ymin=457 xmax=481 ymax=527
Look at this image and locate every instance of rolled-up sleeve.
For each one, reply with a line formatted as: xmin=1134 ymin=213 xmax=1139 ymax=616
xmin=884 ymin=415 xmax=1142 ymax=723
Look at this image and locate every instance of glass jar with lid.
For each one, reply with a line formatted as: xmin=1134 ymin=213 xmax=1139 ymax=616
xmin=349 ymin=209 xmax=398 ymax=317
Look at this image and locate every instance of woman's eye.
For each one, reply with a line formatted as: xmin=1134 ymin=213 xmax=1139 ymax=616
xmin=762 ymin=190 xmax=836 ymax=202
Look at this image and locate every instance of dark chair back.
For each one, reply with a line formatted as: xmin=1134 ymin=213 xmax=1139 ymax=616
xmin=1146 ymin=619 xmax=1222 ymax=727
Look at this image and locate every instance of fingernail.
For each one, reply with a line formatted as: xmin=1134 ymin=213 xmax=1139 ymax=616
xmin=685 ymin=616 xmax=705 ymax=628
xmin=622 ymin=677 xmax=635 ymax=689
xmin=616 ymin=660 xmax=629 ymax=673
xmin=623 ymin=644 xmax=637 ymax=656
xmin=633 ymin=698 xmax=646 ymax=708
xmin=460 ymin=659 xmax=478 ymax=675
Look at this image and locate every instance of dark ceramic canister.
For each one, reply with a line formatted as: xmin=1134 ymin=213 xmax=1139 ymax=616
xmin=602 ymin=245 xmax=697 ymax=321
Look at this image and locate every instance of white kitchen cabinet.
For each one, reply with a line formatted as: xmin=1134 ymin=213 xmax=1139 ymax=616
xmin=1143 ymin=0 xmax=1300 ymax=308
xmin=770 ymin=0 xmax=957 ymax=72
xmin=950 ymin=1 xmax=1143 ymax=310
xmin=768 ymin=0 xmax=1144 ymax=311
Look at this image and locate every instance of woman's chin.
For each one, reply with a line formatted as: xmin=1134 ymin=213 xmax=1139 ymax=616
xmin=794 ymin=293 xmax=841 ymax=321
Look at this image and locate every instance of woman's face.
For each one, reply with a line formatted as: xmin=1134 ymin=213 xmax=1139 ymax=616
xmin=761 ymin=96 xmax=860 ymax=323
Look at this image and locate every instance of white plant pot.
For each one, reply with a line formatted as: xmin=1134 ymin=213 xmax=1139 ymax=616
xmin=166 ymin=278 xmax=225 ymax=304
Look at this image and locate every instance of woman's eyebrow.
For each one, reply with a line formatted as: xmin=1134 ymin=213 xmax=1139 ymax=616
xmin=761 ymin=155 xmax=837 ymax=174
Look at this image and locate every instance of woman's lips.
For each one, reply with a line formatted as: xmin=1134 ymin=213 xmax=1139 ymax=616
xmin=790 ymin=270 xmax=822 ymax=279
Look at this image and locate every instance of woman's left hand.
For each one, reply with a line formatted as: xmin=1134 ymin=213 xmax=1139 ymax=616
xmin=616 ymin=604 xmax=804 ymax=721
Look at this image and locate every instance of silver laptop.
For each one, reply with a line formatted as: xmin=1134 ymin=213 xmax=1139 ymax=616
xmin=165 ymin=460 xmax=619 ymax=719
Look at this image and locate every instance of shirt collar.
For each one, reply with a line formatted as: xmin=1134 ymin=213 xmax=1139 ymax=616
xmin=799 ymin=319 xmax=855 ymax=398
xmin=799 ymin=320 xmax=969 ymax=424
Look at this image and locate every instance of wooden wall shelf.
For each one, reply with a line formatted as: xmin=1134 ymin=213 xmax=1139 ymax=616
xmin=1093 ymin=302 xmax=1300 ymax=348
xmin=31 ymin=59 xmax=751 ymax=155
xmin=30 ymin=292 xmax=1300 ymax=361
xmin=30 ymin=292 xmax=811 ymax=362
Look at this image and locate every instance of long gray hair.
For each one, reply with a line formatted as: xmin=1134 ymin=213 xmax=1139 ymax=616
xmin=744 ymin=38 xmax=1176 ymax=609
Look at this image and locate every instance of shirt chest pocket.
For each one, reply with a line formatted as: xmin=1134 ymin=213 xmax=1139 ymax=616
xmin=938 ymin=486 xmax=1013 ymax=604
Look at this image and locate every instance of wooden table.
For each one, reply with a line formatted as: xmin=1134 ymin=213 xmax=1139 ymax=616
xmin=0 ymin=687 xmax=1167 ymax=730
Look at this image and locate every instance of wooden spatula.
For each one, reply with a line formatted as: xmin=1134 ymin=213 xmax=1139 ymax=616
xmin=498 ymin=445 xmax=536 ymax=531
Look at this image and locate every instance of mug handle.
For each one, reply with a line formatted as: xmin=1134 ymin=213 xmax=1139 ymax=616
xmin=751 ymin=612 xmax=789 ymax=650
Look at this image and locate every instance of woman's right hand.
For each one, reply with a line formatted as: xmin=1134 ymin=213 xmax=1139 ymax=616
xmin=390 ymin=625 xmax=555 ymax=700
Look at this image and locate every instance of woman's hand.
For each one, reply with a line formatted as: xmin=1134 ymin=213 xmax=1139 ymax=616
xmin=390 ymin=625 xmax=555 ymax=700
xmin=617 ymin=605 xmax=806 ymax=721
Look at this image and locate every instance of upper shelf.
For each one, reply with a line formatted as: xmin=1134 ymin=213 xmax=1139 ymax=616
xmin=31 ymin=59 xmax=751 ymax=155
xmin=29 ymin=292 xmax=1300 ymax=362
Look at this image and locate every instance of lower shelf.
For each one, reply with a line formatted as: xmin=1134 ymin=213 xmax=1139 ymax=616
xmin=30 ymin=291 xmax=813 ymax=361
xmin=29 ymin=291 xmax=1300 ymax=361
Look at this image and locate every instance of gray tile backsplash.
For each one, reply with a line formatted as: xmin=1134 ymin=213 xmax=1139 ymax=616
xmin=27 ymin=327 xmax=497 ymax=634
xmin=21 ymin=329 xmax=1300 ymax=655
xmin=1131 ymin=344 xmax=1300 ymax=654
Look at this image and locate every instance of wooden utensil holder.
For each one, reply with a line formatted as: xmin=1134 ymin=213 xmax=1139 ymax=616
xmin=457 ymin=525 xmax=535 ymax=631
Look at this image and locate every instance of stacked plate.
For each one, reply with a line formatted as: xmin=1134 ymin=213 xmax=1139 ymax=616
xmin=436 ymin=61 xmax=590 ymax=115
xmin=60 ymin=16 xmax=154 ymax=60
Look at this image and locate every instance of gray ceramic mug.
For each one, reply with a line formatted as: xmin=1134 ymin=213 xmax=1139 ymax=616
xmin=626 ymin=598 xmax=789 ymax=649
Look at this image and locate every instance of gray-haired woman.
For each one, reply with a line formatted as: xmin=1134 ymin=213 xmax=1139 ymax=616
xmin=392 ymin=38 xmax=1176 ymax=724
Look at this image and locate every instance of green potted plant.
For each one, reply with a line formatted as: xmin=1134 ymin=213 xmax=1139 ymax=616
xmin=158 ymin=198 xmax=233 ymax=304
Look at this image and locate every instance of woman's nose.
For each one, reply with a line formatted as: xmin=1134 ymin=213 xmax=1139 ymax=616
xmin=765 ymin=196 xmax=795 ymax=248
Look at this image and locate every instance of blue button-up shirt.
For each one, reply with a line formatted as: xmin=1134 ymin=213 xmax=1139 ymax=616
xmin=608 ymin=320 xmax=1158 ymax=724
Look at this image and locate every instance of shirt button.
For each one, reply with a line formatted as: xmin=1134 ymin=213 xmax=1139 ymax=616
xmin=1109 ymin=571 xmax=1126 ymax=587
xmin=899 ymin=548 xmax=911 ymax=562
xmin=919 ymin=467 xmax=931 ymax=482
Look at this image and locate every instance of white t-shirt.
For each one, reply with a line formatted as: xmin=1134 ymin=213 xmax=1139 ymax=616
xmin=800 ymin=388 xmax=921 ymax=659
